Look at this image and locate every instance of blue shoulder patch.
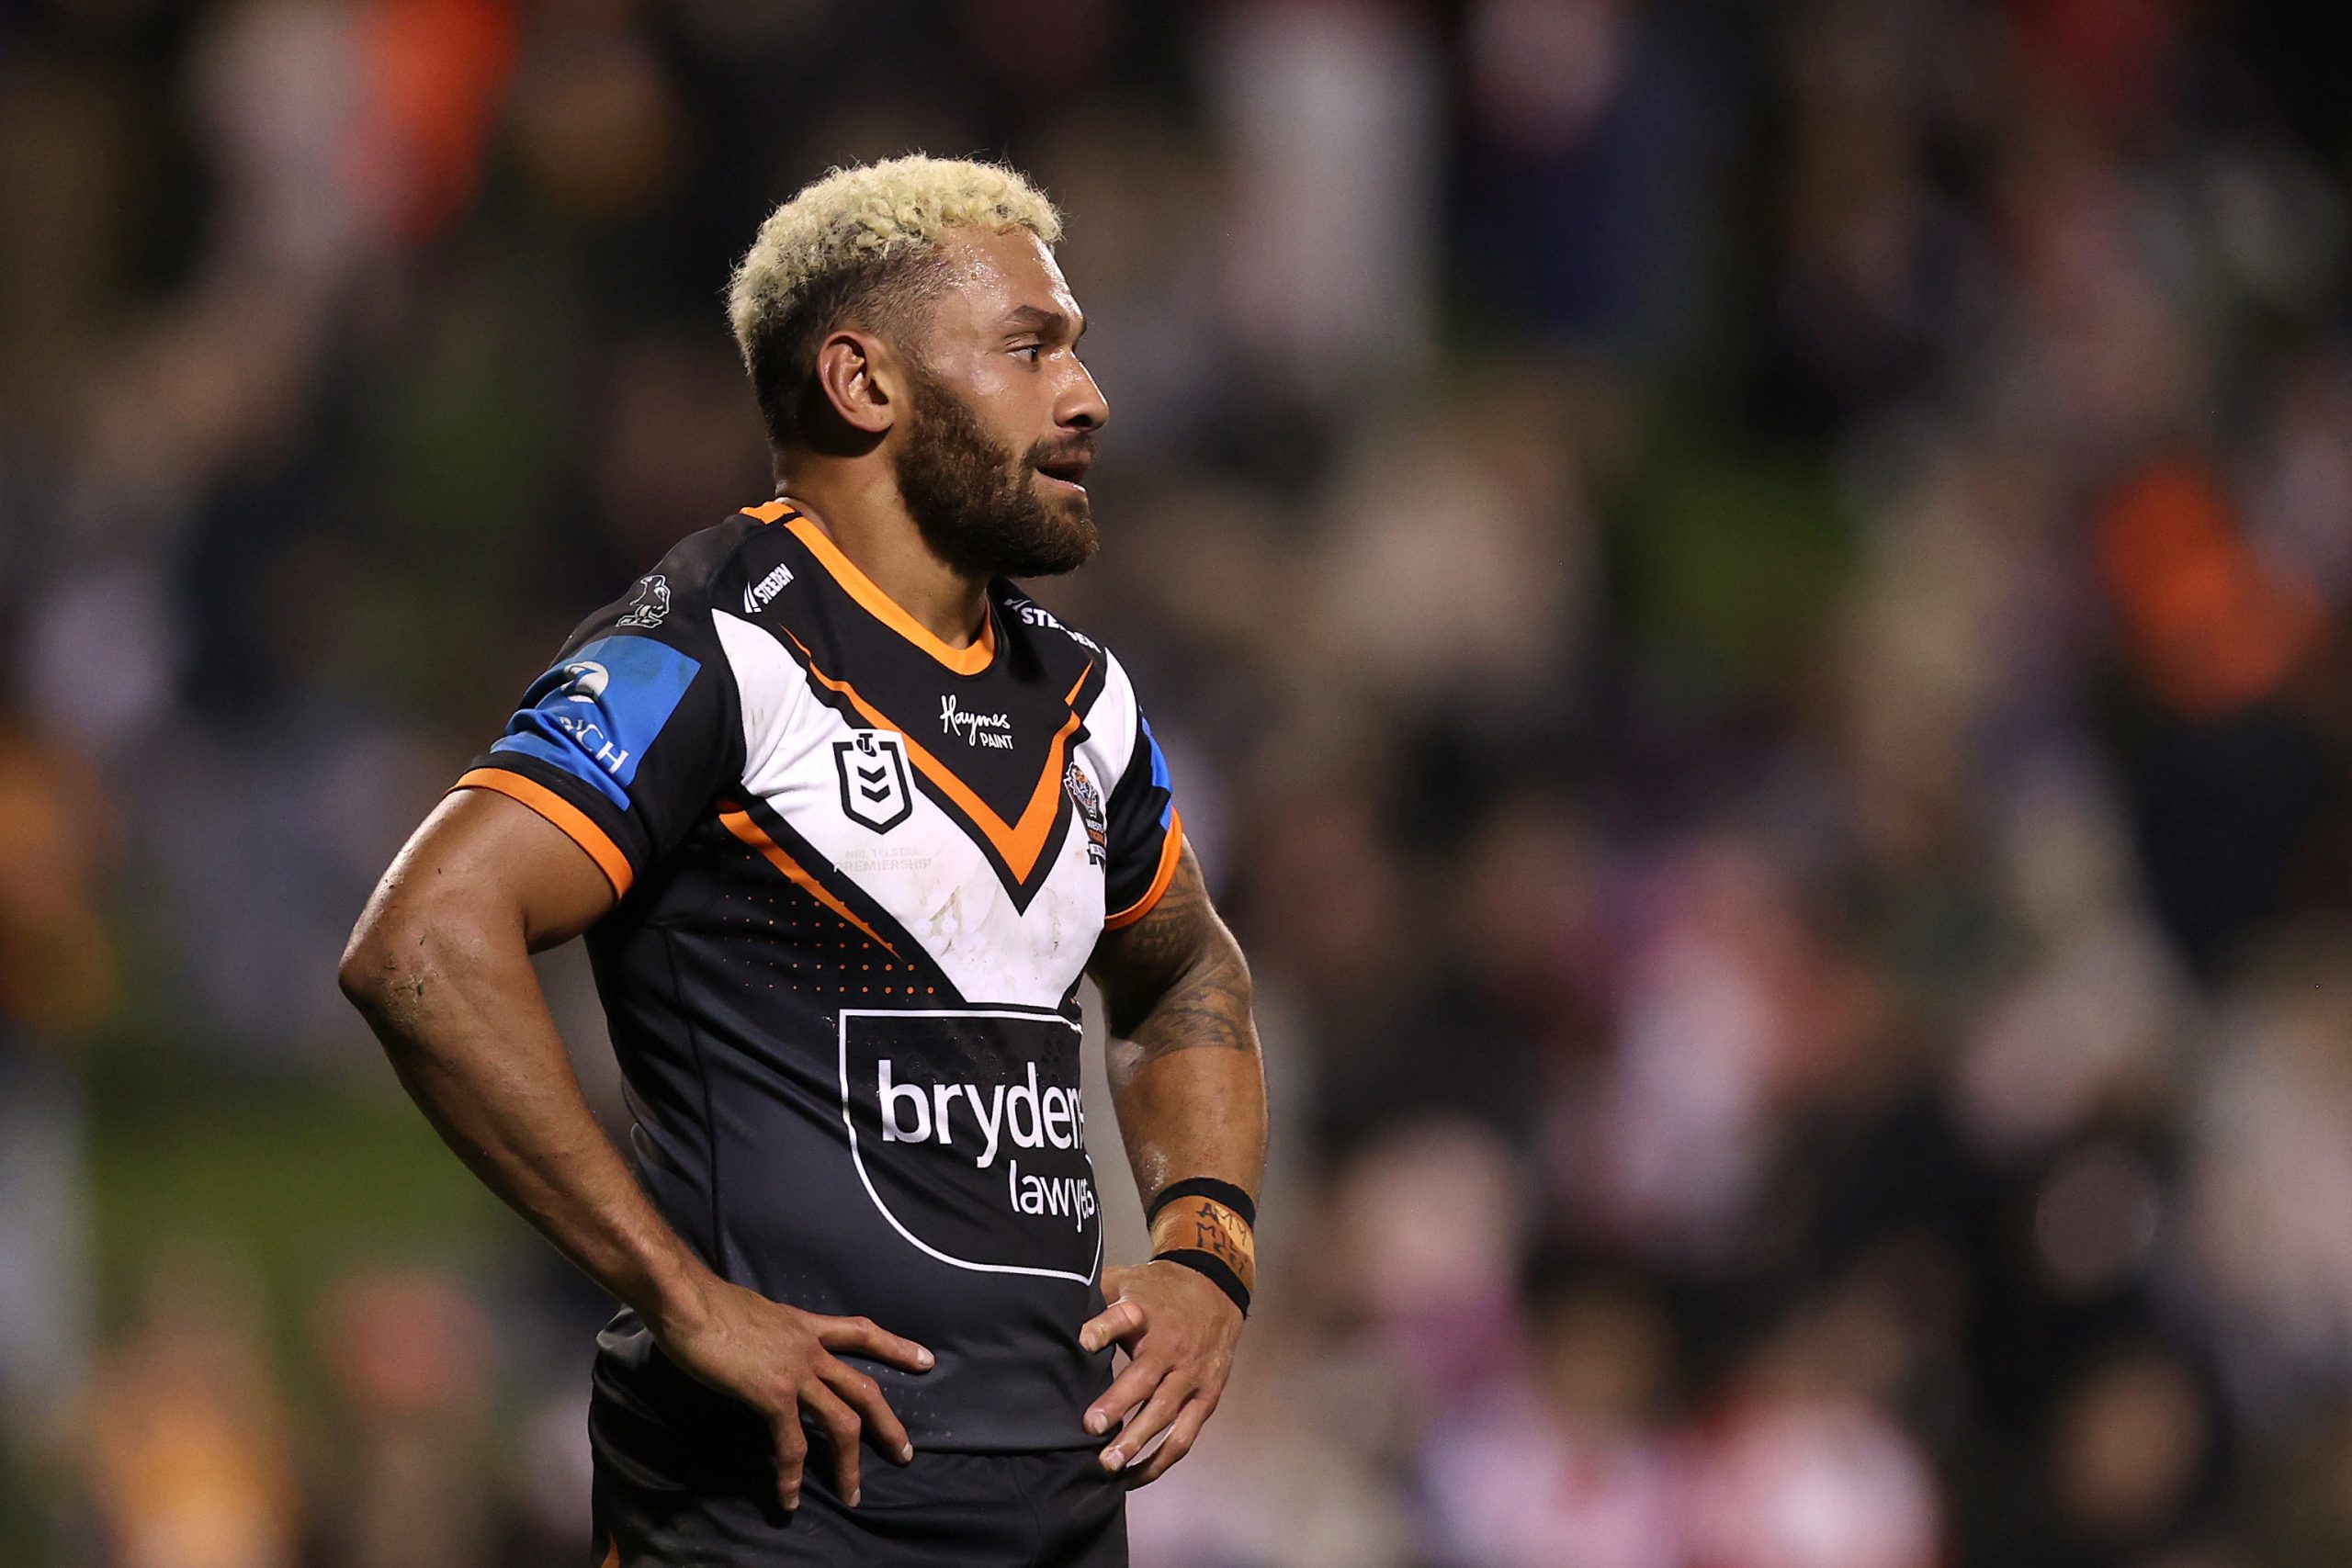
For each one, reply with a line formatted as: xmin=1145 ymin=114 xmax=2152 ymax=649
xmin=1138 ymin=712 xmax=1175 ymax=830
xmin=491 ymin=635 xmax=701 ymax=809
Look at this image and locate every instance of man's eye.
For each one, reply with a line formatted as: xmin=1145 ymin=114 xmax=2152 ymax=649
xmin=1017 ymin=344 xmax=1046 ymax=362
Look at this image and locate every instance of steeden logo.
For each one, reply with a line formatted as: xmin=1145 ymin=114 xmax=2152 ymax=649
xmin=1004 ymin=595 xmax=1099 ymax=652
xmin=742 ymin=562 xmax=793 ymax=615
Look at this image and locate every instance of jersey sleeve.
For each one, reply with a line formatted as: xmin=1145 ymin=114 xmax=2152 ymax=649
xmin=452 ymin=533 xmax=749 ymax=897
xmin=1098 ymin=657 xmax=1183 ymax=931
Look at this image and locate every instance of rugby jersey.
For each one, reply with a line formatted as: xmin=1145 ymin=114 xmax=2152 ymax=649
xmin=455 ymin=499 xmax=1182 ymax=1463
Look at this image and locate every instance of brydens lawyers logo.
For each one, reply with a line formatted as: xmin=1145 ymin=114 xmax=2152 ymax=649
xmin=878 ymin=1059 xmax=1095 ymax=1230
xmin=841 ymin=1008 xmax=1101 ymax=1282
xmin=835 ymin=730 xmax=912 ymax=832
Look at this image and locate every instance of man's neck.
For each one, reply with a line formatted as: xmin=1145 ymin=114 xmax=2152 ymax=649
xmin=777 ymin=468 xmax=992 ymax=650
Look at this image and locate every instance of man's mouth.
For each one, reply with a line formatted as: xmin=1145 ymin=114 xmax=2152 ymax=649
xmin=1034 ymin=451 xmax=1093 ymax=490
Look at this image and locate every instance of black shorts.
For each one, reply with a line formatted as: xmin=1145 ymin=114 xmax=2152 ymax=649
xmin=591 ymin=1445 xmax=1127 ymax=1567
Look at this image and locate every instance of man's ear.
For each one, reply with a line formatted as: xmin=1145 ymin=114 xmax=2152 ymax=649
xmin=814 ymin=329 xmax=901 ymax=437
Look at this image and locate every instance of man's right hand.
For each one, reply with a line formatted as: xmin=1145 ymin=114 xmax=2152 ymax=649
xmin=649 ymin=1275 xmax=934 ymax=1512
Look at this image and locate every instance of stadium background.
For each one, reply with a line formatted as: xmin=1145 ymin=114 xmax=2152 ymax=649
xmin=8 ymin=0 xmax=2352 ymax=1562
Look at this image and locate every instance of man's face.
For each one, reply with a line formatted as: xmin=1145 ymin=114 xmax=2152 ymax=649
xmin=888 ymin=228 xmax=1110 ymax=579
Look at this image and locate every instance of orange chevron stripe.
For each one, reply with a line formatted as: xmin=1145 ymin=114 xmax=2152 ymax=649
xmin=780 ymin=628 xmax=1087 ymax=884
xmin=717 ymin=807 xmax=902 ymax=958
xmin=739 ymin=499 xmax=797 ymax=523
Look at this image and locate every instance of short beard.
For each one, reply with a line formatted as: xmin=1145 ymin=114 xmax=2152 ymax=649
xmin=892 ymin=362 xmax=1098 ymax=580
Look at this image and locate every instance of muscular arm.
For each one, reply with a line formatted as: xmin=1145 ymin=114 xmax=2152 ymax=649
xmin=338 ymin=787 xmax=929 ymax=1512
xmin=1079 ymin=841 xmax=1267 ymax=1482
xmin=337 ymin=789 xmax=689 ymax=1311
xmin=1090 ymin=841 xmax=1267 ymax=1216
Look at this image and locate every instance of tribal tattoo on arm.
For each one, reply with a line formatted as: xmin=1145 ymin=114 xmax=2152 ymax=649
xmin=1080 ymin=841 xmax=1266 ymax=1480
xmin=1087 ymin=840 xmax=1266 ymax=1218
xmin=1091 ymin=842 xmax=1259 ymax=1061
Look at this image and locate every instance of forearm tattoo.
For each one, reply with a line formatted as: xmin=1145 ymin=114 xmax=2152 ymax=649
xmin=1090 ymin=844 xmax=1257 ymax=1064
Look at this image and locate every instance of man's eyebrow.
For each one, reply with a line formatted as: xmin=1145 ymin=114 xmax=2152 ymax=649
xmin=1003 ymin=304 xmax=1085 ymax=339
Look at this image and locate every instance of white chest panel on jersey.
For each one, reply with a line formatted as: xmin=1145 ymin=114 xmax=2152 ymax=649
xmin=713 ymin=609 xmax=1124 ymax=1009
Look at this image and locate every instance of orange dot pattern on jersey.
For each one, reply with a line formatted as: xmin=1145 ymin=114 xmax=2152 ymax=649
xmin=725 ymin=877 xmax=938 ymax=998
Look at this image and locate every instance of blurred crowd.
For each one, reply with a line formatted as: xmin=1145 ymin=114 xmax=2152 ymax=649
xmin=10 ymin=0 xmax=2352 ymax=1563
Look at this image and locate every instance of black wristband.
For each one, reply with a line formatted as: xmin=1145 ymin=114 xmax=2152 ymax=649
xmin=1153 ymin=1247 xmax=1250 ymax=1316
xmin=1146 ymin=1177 xmax=1258 ymax=1229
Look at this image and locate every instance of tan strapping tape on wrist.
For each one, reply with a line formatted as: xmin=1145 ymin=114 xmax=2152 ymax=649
xmin=1148 ymin=1195 xmax=1257 ymax=1298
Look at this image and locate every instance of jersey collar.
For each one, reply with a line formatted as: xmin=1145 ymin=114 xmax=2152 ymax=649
xmin=750 ymin=497 xmax=999 ymax=677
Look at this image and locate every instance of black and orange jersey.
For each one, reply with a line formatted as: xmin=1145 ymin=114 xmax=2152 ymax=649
xmin=456 ymin=499 xmax=1181 ymax=1463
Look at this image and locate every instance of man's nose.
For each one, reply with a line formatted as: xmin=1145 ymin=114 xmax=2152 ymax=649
xmin=1061 ymin=362 xmax=1109 ymax=432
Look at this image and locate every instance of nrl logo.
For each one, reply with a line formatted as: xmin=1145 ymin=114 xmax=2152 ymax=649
xmin=835 ymin=730 xmax=913 ymax=833
xmin=616 ymin=573 xmax=671 ymax=628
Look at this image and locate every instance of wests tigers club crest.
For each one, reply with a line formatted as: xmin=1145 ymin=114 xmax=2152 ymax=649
xmin=1066 ymin=762 xmax=1106 ymax=866
xmin=836 ymin=730 xmax=913 ymax=832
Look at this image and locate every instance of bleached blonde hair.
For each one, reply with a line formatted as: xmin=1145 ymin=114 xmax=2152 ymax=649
xmin=727 ymin=154 xmax=1063 ymax=447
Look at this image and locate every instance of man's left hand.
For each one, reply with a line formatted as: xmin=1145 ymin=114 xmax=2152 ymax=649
xmin=1079 ymin=1259 xmax=1243 ymax=1483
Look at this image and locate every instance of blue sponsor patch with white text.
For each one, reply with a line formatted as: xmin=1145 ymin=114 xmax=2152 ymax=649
xmin=491 ymin=636 xmax=700 ymax=809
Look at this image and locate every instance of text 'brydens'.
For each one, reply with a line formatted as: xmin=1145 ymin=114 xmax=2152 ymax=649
xmin=875 ymin=1060 xmax=1098 ymax=1229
